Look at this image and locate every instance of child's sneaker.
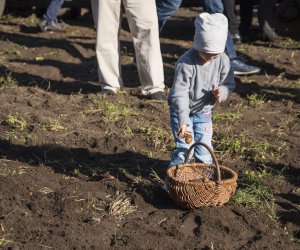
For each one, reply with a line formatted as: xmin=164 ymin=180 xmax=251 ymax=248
xmin=39 ymin=19 xmax=63 ymax=32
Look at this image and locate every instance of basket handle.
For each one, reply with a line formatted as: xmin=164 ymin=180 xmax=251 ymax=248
xmin=184 ymin=141 xmax=221 ymax=183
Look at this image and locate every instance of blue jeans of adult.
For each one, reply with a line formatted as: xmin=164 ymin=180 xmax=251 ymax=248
xmin=43 ymin=0 xmax=65 ymax=22
xmin=169 ymin=109 xmax=213 ymax=167
xmin=201 ymin=0 xmax=237 ymax=59
xmin=156 ymin=0 xmax=182 ymax=32
xmin=156 ymin=0 xmax=237 ymax=59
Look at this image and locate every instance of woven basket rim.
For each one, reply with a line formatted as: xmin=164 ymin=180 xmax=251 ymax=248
xmin=166 ymin=162 xmax=238 ymax=186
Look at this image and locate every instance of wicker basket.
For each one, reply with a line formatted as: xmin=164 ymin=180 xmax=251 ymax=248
xmin=166 ymin=142 xmax=238 ymax=209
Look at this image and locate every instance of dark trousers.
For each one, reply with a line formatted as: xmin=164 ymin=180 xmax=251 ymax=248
xmin=222 ymin=0 xmax=239 ymax=35
xmin=239 ymin=0 xmax=255 ymax=34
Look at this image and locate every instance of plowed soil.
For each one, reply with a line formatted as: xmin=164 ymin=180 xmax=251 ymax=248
xmin=0 ymin=6 xmax=299 ymax=250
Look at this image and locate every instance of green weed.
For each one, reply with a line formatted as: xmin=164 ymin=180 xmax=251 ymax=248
xmin=6 ymin=113 xmax=27 ymax=131
xmin=146 ymin=150 xmax=155 ymax=158
xmin=35 ymin=51 xmax=57 ymax=61
xmin=213 ymin=112 xmax=241 ymax=122
xmin=41 ymin=119 xmax=67 ymax=132
xmin=143 ymin=126 xmax=173 ymax=152
xmin=0 ymin=167 xmax=26 ymax=177
xmin=292 ymin=188 xmax=300 ymax=194
xmin=271 ymin=116 xmax=297 ymax=138
xmin=149 ymin=169 xmax=164 ymax=185
xmin=216 ymin=135 xmax=247 ymax=154
xmin=246 ymin=93 xmax=266 ymax=108
xmin=85 ymin=196 xmax=103 ymax=211
xmin=132 ymin=174 xmax=143 ymax=185
xmin=85 ymin=97 xmax=138 ymax=122
xmin=0 ymin=235 xmax=13 ymax=247
xmin=73 ymin=168 xmax=80 ymax=177
xmin=0 ymin=72 xmax=17 ymax=89
xmin=0 ymin=14 xmax=15 ymax=23
xmin=232 ymin=170 xmax=277 ymax=220
xmin=277 ymin=38 xmax=300 ymax=49
xmin=215 ymin=132 xmax=284 ymax=163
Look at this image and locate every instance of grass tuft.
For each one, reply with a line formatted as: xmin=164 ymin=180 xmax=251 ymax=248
xmin=246 ymin=93 xmax=266 ymax=108
xmin=0 ymin=72 xmax=17 ymax=89
xmin=106 ymin=191 xmax=136 ymax=219
xmin=232 ymin=170 xmax=277 ymax=220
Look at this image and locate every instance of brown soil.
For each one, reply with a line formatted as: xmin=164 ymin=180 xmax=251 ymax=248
xmin=0 ymin=7 xmax=299 ymax=250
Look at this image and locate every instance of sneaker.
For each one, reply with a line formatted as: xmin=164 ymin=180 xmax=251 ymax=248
xmin=232 ymin=33 xmax=242 ymax=44
xmin=262 ymin=21 xmax=280 ymax=42
xmin=149 ymin=91 xmax=166 ymax=101
xmin=231 ymin=59 xmax=261 ymax=76
xmin=39 ymin=19 xmax=63 ymax=32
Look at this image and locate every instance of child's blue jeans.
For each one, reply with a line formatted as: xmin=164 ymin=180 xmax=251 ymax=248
xmin=169 ymin=109 xmax=213 ymax=167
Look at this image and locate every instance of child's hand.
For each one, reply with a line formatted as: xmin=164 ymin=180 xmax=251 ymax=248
xmin=212 ymin=84 xmax=221 ymax=103
xmin=177 ymin=124 xmax=191 ymax=139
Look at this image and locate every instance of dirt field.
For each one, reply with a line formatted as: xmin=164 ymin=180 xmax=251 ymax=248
xmin=0 ymin=6 xmax=299 ymax=250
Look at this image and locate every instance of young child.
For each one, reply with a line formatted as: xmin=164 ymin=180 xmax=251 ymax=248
xmin=168 ymin=13 xmax=235 ymax=167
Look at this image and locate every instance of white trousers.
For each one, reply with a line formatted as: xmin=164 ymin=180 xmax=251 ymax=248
xmin=92 ymin=0 xmax=165 ymax=95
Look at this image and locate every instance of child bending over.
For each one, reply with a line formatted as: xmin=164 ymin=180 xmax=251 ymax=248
xmin=168 ymin=13 xmax=235 ymax=167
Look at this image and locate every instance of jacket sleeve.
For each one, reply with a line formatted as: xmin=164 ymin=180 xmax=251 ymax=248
xmin=168 ymin=61 xmax=193 ymax=126
xmin=218 ymin=54 xmax=236 ymax=102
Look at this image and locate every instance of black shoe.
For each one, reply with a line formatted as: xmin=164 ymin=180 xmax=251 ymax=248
xmin=100 ymin=89 xmax=116 ymax=96
xmin=149 ymin=91 xmax=166 ymax=101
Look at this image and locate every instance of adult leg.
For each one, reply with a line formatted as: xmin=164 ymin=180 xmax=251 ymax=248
xmin=156 ymin=0 xmax=182 ymax=31
xmin=201 ymin=0 xmax=260 ymax=75
xmin=124 ymin=0 xmax=165 ymax=95
xmin=200 ymin=0 xmax=236 ymax=59
xmin=258 ymin=0 xmax=280 ymax=41
xmin=90 ymin=0 xmax=98 ymax=26
xmin=94 ymin=0 xmax=123 ymax=92
xmin=222 ymin=0 xmax=239 ymax=36
xmin=201 ymin=0 xmax=224 ymax=13
xmin=239 ymin=0 xmax=254 ymax=35
xmin=43 ymin=0 xmax=65 ymax=22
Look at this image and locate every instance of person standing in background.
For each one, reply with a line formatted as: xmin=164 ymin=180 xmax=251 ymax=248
xmin=156 ymin=0 xmax=261 ymax=76
xmin=39 ymin=0 xmax=65 ymax=32
xmin=222 ymin=0 xmax=241 ymax=43
xmin=91 ymin=0 xmax=166 ymax=100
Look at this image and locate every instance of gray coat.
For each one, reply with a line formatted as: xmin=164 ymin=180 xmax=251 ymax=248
xmin=168 ymin=48 xmax=235 ymax=126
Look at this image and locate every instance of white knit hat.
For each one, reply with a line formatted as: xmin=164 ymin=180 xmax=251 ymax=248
xmin=193 ymin=13 xmax=228 ymax=53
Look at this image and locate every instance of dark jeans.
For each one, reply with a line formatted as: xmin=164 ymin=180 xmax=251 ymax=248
xmin=43 ymin=0 xmax=65 ymax=22
xmin=239 ymin=0 xmax=255 ymax=34
xmin=222 ymin=0 xmax=239 ymax=35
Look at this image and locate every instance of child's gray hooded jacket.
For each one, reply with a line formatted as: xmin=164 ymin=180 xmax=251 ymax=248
xmin=168 ymin=48 xmax=235 ymax=126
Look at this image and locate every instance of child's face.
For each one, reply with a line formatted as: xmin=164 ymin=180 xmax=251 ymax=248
xmin=197 ymin=50 xmax=221 ymax=63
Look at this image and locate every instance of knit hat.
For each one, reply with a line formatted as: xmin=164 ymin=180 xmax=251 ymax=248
xmin=193 ymin=13 xmax=228 ymax=54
